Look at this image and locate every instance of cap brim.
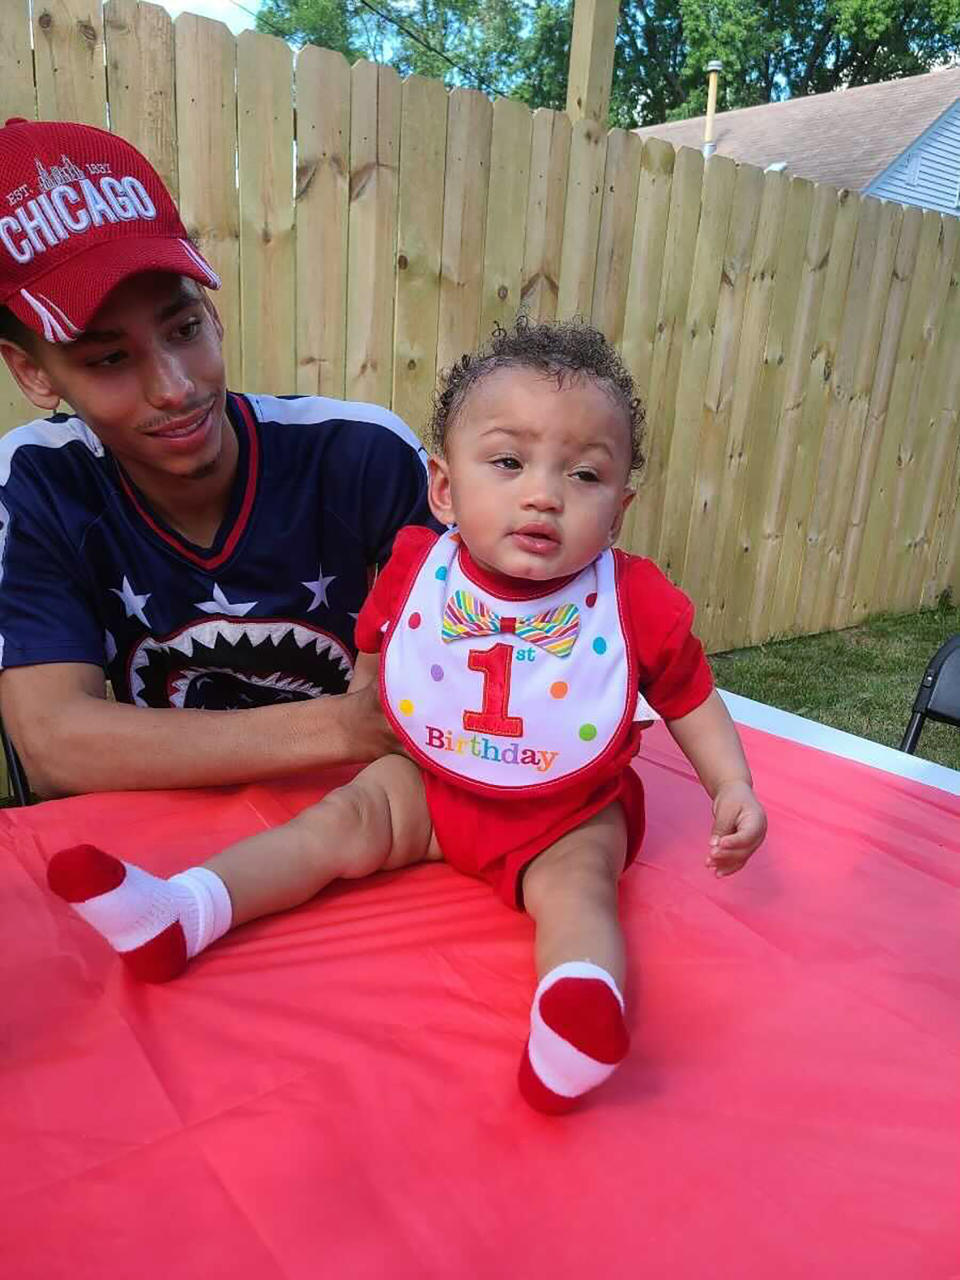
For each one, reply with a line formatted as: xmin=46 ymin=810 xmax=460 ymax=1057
xmin=6 ymin=236 xmax=221 ymax=343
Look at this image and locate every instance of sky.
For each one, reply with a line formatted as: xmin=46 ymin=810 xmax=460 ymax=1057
xmin=157 ymin=0 xmax=257 ymax=37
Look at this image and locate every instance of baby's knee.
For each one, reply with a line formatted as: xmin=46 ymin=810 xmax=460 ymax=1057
xmin=295 ymin=778 xmax=393 ymax=875
xmin=524 ymin=838 xmax=622 ymax=915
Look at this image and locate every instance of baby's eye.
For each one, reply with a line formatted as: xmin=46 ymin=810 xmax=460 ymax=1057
xmin=491 ymin=456 xmax=522 ymax=470
xmin=571 ymin=468 xmax=600 ymax=483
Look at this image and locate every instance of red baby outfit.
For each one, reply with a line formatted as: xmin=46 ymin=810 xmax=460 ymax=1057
xmin=355 ymin=527 xmax=713 ymax=907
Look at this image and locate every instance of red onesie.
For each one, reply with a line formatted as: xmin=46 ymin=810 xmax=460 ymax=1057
xmin=356 ymin=526 xmax=713 ymax=908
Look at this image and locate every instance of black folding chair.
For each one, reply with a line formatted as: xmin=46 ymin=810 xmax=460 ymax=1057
xmin=900 ymin=634 xmax=960 ymax=755
xmin=0 ymin=715 xmax=32 ymax=806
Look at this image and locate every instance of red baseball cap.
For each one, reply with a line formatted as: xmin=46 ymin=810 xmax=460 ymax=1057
xmin=0 ymin=117 xmax=220 ymax=343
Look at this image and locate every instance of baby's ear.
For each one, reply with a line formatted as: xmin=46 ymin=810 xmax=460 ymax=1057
xmin=427 ymin=455 xmax=456 ymax=526
xmin=609 ymin=487 xmax=635 ymax=543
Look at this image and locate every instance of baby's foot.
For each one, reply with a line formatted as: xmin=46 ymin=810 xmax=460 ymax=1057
xmin=519 ymin=961 xmax=630 ymax=1113
xmin=47 ymin=844 xmax=231 ymax=982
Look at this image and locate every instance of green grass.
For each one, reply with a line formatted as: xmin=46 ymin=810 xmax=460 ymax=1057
xmin=710 ymin=598 xmax=960 ymax=772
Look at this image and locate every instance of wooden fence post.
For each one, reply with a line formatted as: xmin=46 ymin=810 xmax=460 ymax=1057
xmin=565 ymin=0 xmax=619 ymax=125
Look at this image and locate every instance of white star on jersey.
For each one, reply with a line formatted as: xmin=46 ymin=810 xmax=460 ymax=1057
xmin=111 ymin=576 xmax=151 ymax=627
xmin=195 ymin=583 xmax=257 ymax=616
xmin=303 ymin=565 xmax=336 ymax=611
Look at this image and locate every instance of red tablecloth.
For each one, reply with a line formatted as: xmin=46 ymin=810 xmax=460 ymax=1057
xmin=1 ymin=723 xmax=958 ymax=1279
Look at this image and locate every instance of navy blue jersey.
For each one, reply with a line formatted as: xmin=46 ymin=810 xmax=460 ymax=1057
xmin=0 ymin=392 xmax=432 ymax=709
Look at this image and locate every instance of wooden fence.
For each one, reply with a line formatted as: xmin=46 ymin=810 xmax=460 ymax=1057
xmin=3 ymin=0 xmax=960 ymax=654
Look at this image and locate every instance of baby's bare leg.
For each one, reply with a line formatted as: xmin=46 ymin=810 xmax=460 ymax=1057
xmin=517 ymin=803 xmax=630 ymax=1114
xmin=46 ymin=755 xmax=436 ymax=981
xmin=207 ymin=754 xmax=438 ymax=925
xmin=521 ymin=801 xmax=628 ymax=986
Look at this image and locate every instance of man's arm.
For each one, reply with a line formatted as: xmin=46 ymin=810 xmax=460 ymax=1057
xmin=0 ymin=662 xmax=396 ymax=799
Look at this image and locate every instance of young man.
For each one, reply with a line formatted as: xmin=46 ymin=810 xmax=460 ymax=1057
xmin=0 ymin=116 xmax=432 ymax=798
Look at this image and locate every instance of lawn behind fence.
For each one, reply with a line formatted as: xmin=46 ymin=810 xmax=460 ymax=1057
xmin=711 ymin=598 xmax=960 ymax=771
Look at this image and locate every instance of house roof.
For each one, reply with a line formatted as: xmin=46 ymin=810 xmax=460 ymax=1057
xmin=634 ymin=66 xmax=960 ymax=190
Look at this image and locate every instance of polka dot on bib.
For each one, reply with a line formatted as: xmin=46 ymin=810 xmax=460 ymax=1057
xmin=550 ymin=681 xmax=568 ymax=699
xmin=430 ymin=664 xmax=444 ymax=682
xmin=579 ymin=723 xmax=597 ymax=741
xmin=408 ymin=612 xmax=422 ymax=629
xmin=592 ymin=636 xmax=607 ymax=655
xmin=435 ymin=566 xmax=447 ymax=581
xmin=398 ymin=699 xmax=414 ymax=716
xmin=585 ymin=592 xmax=597 ymax=608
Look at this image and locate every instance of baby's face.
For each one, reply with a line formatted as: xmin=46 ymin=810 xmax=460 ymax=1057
xmin=428 ymin=366 xmax=634 ymax=581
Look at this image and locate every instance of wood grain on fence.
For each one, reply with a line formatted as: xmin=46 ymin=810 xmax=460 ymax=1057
xmin=296 ymin=46 xmax=351 ymax=399
xmin=104 ymin=0 xmax=178 ymax=199
xmin=34 ymin=0 xmax=107 ymax=127
xmin=521 ymin=109 xmax=571 ymax=321
xmin=437 ymin=88 xmax=492 ymax=376
xmin=480 ymin=97 xmax=533 ymax=343
xmin=392 ymin=74 xmax=447 ymax=437
xmin=346 ymin=61 xmax=401 ymax=407
xmin=3 ymin=11 xmax=960 ymax=658
xmin=174 ymin=13 xmax=241 ymax=385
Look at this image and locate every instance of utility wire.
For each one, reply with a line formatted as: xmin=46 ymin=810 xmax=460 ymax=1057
xmin=351 ymin=0 xmax=508 ymax=97
xmin=224 ymin=0 xmax=508 ymax=99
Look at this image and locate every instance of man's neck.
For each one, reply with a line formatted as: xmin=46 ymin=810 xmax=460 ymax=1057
xmin=122 ymin=413 xmax=240 ymax=549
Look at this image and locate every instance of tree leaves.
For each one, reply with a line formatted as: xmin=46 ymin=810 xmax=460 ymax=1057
xmin=256 ymin=0 xmax=960 ymax=126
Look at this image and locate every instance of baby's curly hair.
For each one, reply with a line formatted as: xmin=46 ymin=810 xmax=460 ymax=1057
xmin=429 ymin=315 xmax=645 ymax=474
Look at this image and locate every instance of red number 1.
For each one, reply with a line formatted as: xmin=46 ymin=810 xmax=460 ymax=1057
xmin=463 ymin=643 xmax=524 ymax=737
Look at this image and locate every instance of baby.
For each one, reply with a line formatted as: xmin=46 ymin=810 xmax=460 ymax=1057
xmin=48 ymin=318 xmax=767 ymax=1113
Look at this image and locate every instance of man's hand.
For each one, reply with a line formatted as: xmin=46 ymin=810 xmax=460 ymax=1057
xmin=337 ymin=679 xmax=400 ymax=762
xmin=707 ymin=780 xmax=767 ymax=877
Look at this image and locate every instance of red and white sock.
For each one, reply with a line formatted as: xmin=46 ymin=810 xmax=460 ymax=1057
xmin=518 ymin=961 xmax=630 ymax=1114
xmin=47 ymin=843 xmax=232 ymax=982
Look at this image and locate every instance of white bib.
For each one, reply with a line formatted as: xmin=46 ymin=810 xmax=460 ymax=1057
xmin=382 ymin=531 xmax=639 ymax=795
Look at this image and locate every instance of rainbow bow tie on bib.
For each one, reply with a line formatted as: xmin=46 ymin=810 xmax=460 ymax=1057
xmin=441 ymin=590 xmax=580 ymax=658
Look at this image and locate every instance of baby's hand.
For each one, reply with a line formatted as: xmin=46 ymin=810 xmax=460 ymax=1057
xmin=707 ymin=780 xmax=766 ymax=877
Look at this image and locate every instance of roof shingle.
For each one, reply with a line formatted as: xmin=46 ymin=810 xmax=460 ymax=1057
xmin=634 ymin=66 xmax=960 ymax=189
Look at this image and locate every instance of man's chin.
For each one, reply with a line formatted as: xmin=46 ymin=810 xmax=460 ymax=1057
xmin=185 ymin=453 xmax=221 ymax=481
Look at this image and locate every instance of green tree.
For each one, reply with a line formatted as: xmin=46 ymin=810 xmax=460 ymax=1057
xmin=256 ymin=0 xmax=960 ymax=126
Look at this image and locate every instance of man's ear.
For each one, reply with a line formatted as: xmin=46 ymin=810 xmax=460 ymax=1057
xmin=609 ymin=487 xmax=636 ymax=545
xmin=428 ymin=455 xmax=456 ymax=526
xmin=0 ymin=339 xmax=61 ymax=412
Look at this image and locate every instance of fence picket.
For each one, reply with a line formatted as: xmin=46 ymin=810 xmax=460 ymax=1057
xmin=831 ymin=202 xmax=913 ymax=626
xmin=393 ymin=74 xmax=448 ymax=437
xmin=889 ymin=222 xmax=960 ymax=611
xmin=480 ymin=98 xmax=533 ymax=341
xmin=723 ymin=176 xmax=814 ymax=648
xmin=174 ymin=14 xmax=240 ymax=385
xmin=622 ymin=145 xmax=702 ymax=561
xmin=345 ymin=62 xmax=401 ymax=406
xmin=705 ymin=169 xmax=789 ymax=650
xmin=680 ymin=163 xmax=763 ymax=629
xmin=557 ymin=118 xmax=607 ymax=319
xmin=295 ymin=46 xmax=350 ymax=399
xmin=521 ymin=110 xmax=571 ymax=321
xmin=620 ymin=138 xmax=675 ymax=402
xmin=437 ymin=89 xmax=493 ymax=374
xmin=237 ymin=31 xmax=295 ymax=393
xmin=590 ymin=128 xmax=643 ymax=345
xmin=769 ymin=188 xmax=860 ymax=637
xmin=104 ymin=0 xmax=177 ymax=198
xmin=657 ymin=154 xmax=737 ymax=585
xmin=1 ymin=1 xmax=35 ymax=122
xmin=34 ymin=0 xmax=107 ymax=126
xmin=884 ymin=214 xmax=960 ymax=612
